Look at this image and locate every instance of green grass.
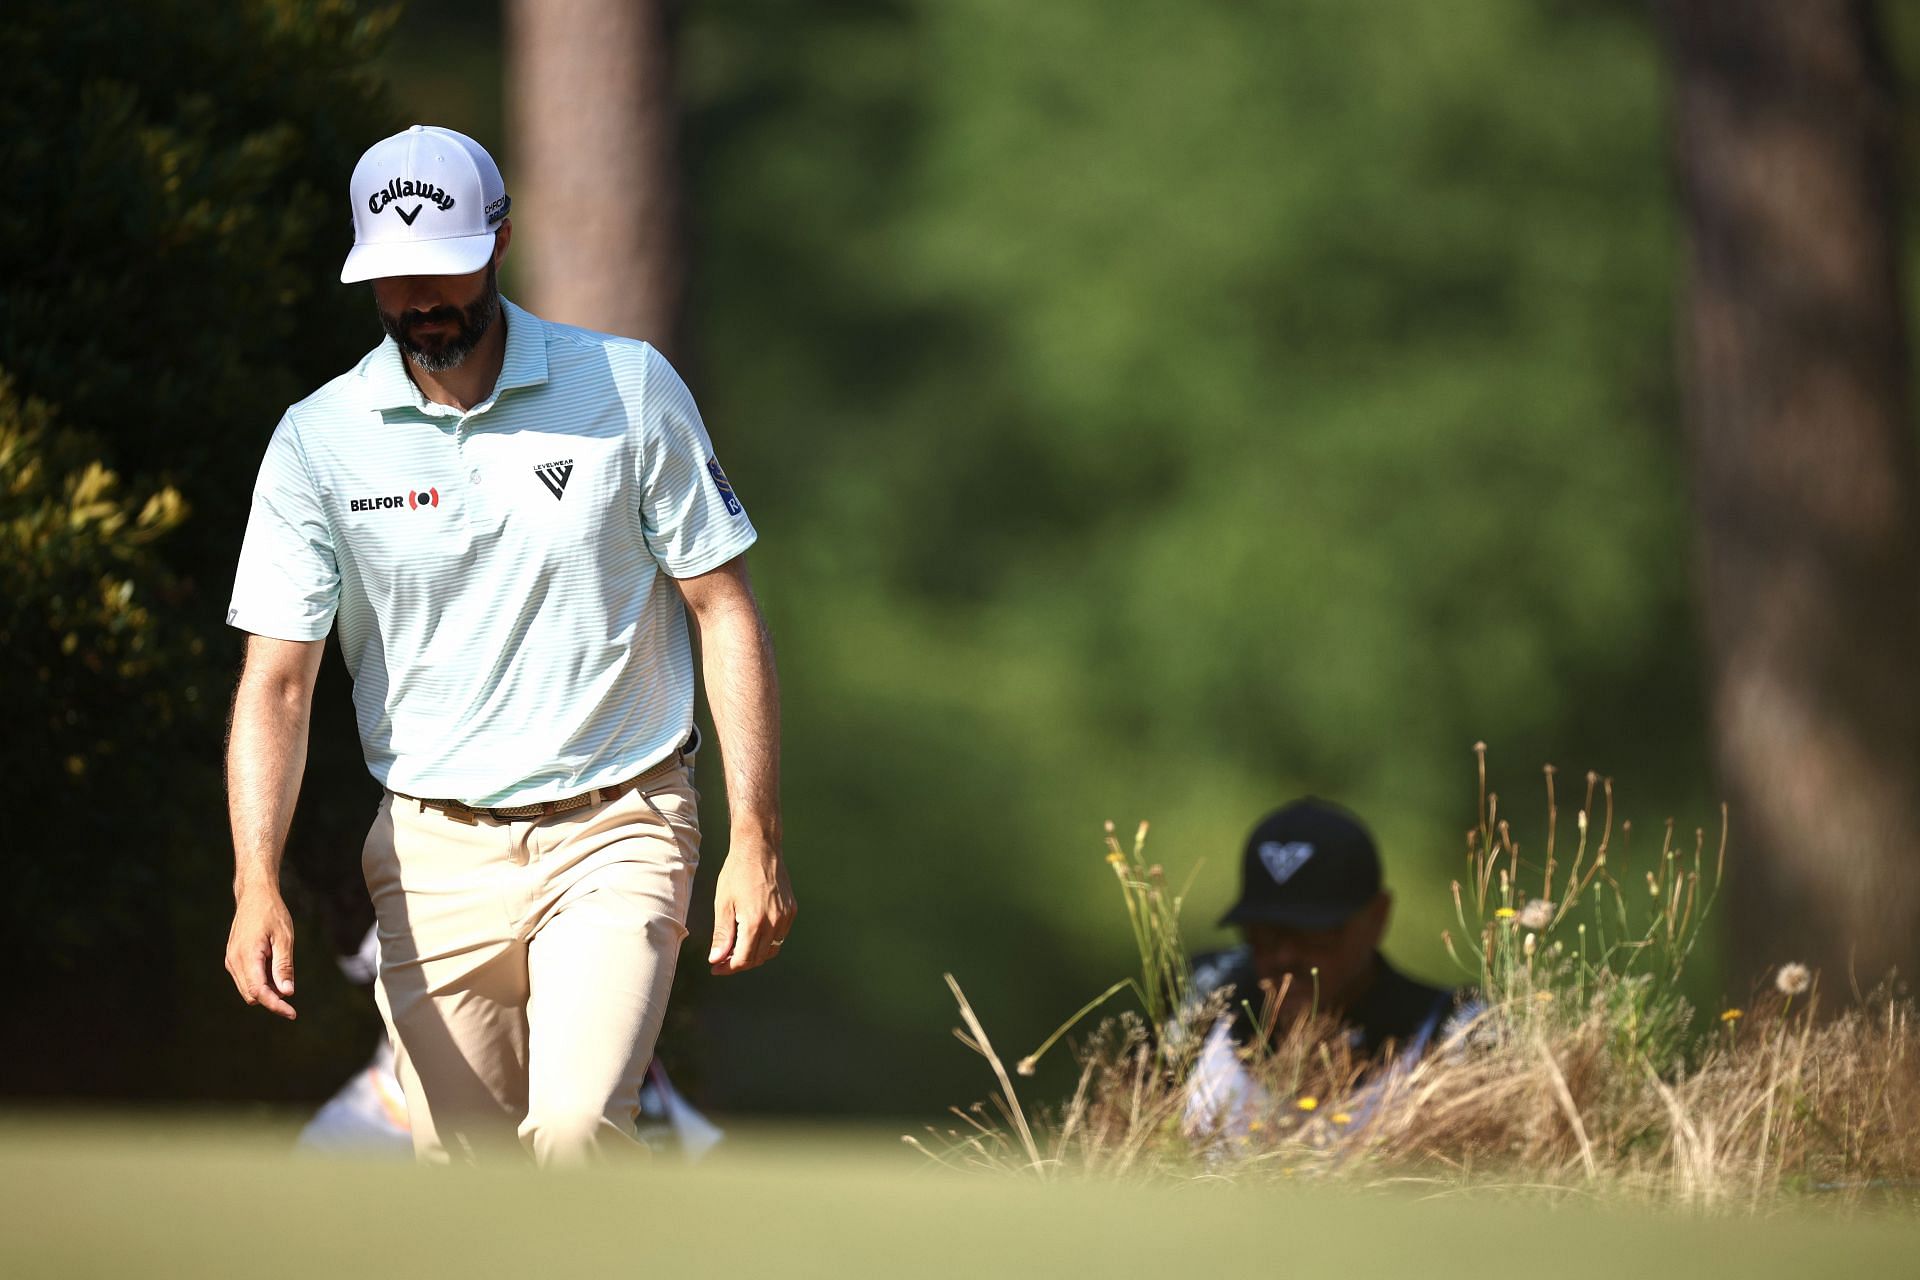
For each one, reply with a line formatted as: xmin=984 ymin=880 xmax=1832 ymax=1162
xmin=2 ymin=1112 xmax=1917 ymax=1277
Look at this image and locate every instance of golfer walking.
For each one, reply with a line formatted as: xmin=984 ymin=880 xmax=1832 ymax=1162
xmin=222 ymin=126 xmax=793 ymax=1164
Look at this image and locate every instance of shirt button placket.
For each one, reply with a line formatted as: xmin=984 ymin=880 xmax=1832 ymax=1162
xmin=455 ymin=418 xmax=483 ymax=527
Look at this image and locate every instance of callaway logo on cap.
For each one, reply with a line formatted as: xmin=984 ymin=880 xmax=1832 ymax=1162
xmin=341 ymin=125 xmax=511 ymax=284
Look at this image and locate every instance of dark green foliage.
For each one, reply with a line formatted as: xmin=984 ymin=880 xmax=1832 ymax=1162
xmin=0 ymin=0 xmax=397 ymax=1099
xmin=2 ymin=379 xmax=193 ymax=780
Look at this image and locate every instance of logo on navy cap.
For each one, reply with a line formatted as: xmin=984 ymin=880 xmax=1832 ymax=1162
xmin=1258 ymin=840 xmax=1315 ymax=885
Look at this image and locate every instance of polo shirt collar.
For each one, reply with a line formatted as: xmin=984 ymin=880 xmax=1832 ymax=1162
xmin=495 ymin=297 xmax=549 ymax=394
xmin=363 ymin=295 xmax=548 ymax=412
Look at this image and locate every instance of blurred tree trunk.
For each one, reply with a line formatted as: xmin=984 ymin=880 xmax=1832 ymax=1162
xmin=504 ymin=0 xmax=686 ymax=356
xmin=1662 ymin=0 xmax=1920 ymax=995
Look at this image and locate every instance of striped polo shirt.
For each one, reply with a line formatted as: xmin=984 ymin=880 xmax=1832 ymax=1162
xmin=228 ymin=298 xmax=757 ymax=807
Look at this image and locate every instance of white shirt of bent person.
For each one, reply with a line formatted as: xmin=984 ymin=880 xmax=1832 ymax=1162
xmin=228 ymin=298 xmax=757 ymax=809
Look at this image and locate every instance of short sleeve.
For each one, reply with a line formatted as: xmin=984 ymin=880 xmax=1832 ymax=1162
xmin=228 ymin=412 xmax=340 ymax=640
xmin=635 ymin=346 xmax=758 ymax=577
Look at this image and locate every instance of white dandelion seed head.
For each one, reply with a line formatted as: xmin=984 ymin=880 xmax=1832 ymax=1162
xmin=1516 ymin=898 xmax=1554 ymax=931
xmin=1775 ymin=963 xmax=1812 ymax=997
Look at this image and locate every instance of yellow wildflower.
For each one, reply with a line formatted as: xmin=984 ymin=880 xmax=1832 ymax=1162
xmin=1720 ymin=1008 xmax=1743 ymax=1023
xmin=1330 ymin=1112 xmax=1352 ymax=1126
xmin=1494 ymin=907 xmax=1516 ymax=919
xmin=1297 ymin=1096 xmax=1318 ymax=1112
xmin=1104 ymin=852 xmax=1125 ymax=866
xmin=1247 ymin=1119 xmax=1264 ymax=1133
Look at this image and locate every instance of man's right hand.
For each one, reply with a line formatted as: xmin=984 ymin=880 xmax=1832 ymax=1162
xmin=224 ymin=634 xmax=323 ymax=1022
xmin=225 ymin=887 xmax=297 ymax=1019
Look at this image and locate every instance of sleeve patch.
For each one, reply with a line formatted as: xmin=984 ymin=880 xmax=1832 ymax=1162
xmin=706 ymin=457 xmax=744 ymax=516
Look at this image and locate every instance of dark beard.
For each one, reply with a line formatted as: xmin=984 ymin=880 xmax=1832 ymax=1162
xmin=377 ymin=263 xmax=500 ymax=373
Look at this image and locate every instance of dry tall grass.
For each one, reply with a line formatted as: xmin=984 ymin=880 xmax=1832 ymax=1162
xmin=915 ymin=748 xmax=1920 ymax=1212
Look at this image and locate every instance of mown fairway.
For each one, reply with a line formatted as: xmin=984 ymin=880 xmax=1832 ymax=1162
xmin=2 ymin=1113 xmax=1917 ymax=1278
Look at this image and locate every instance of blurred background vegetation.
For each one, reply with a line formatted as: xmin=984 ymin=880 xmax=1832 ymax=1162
xmin=5 ymin=0 xmax=1917 ymax=1119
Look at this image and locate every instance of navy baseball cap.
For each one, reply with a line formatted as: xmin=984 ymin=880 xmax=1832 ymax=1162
xmin=1219 ymin=798 xmax=1382 ymax=929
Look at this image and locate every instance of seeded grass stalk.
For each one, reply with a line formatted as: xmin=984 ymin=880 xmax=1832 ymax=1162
xmin=920 ymin=747 xmax=1920 ymax=1211
xmin=1011 ymin=822 xmax=1201 ymax=1081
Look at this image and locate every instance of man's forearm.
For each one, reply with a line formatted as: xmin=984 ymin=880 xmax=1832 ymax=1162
xmin=226 ymin=661 xmax=315 ymax=896
xmin=678 ymin=558 xmax=793 ymax=974
xmin=223 ymin=636 xmax=322 ymax=1017
xmin=694 ymin=592 xmax=781 ymax=845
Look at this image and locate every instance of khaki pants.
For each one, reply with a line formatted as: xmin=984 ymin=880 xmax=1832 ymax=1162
xmin=360 ymin=759 xmax=701 ymax=1165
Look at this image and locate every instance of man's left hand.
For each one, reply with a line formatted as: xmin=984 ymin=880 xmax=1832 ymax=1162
xmin=708 ymin=840 xmax=795 ymax=974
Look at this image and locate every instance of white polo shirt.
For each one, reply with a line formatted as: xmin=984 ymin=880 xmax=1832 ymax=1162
xmin=229 ymin=298 xmax=757 ymax=807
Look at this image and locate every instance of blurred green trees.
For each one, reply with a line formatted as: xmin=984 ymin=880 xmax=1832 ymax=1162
xmin=664 ymin=0 xmax=1713 ymax=1110
xmin=8 ymin=0 xmax=1858 ymax=1119
xmin=1 ymin=0 xmax=397 ymax=1098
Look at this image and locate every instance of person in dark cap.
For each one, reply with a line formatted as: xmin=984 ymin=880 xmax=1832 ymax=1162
xmin=1212 ymin=798 xmax=1458 ymax=1051
xmin=1183 ymin=798 xmax=1468 ymax=1137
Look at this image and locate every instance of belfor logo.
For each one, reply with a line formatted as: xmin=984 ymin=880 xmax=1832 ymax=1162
xmin=352 ymin=488 xmax=439 ymax=513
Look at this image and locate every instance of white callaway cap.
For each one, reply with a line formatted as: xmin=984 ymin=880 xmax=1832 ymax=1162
xmin=341 ymin=124 xmax=510 ymax=283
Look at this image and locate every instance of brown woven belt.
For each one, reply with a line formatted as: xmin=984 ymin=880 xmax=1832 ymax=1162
xmin=397 ymin=749 xmax=688 ymax=826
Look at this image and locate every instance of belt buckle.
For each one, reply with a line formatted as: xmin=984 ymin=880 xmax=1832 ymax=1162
xmin=442 ymin=802 xmax=479 ymax=826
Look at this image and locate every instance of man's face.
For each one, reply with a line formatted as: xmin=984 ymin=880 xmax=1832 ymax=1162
xmin=1245 ymin=892 xmax=1389 ymax=1029
xmin=372 ymin=255 xmax=500 ymax=373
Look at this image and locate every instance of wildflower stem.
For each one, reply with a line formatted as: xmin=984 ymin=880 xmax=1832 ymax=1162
xmin=1018 ymin=977 xmax=1134 ymax=1075
xmin=1543 ymin=763 xmax=1558 ymax=904
xmin=944 ymin=973 xmax=1044 ymax=1175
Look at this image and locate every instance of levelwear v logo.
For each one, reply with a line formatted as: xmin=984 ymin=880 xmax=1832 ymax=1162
xmin=533 ymin=459 xmax=574 ymax=500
